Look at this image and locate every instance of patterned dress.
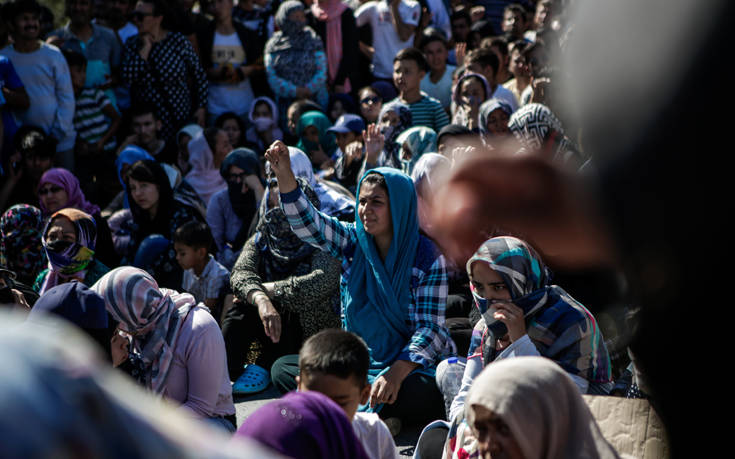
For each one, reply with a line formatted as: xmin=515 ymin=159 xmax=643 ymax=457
xmin=122 ymin=32 xmax=208 ymax=142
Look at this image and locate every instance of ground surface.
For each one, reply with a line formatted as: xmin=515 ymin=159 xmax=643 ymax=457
xmin=234 ymin=385 xmax=422 ymax=456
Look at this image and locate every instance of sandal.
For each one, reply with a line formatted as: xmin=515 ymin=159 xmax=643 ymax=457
xmin=232 ymin=364 xmax=270 ymax=395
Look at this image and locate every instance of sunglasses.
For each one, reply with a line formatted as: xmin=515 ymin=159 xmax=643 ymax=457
xmin=129 ymin=10 xmax=154 ymax=22
xmin=227 ymin=172 xmax=247 ymax=183
xmin=38 ymin=185 xmax=63 ymax=196
xmin=360 ymin=96 xmax=380 ymax=105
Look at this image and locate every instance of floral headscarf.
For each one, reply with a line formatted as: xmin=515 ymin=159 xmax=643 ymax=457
xmin=0 ymin=204 xmax=46 ymax=285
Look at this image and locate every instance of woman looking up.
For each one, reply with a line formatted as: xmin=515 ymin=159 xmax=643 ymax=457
xmin=265 ymin=140 xmax=455 ymax=431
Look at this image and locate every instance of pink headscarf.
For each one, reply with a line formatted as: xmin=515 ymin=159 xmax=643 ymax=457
xmin=184 ymin=131 xmax=227 ymax=207
xmin=38 ymin=168 xmax=101 ymax=216
xmin=311 ymin=0 xmax=350 ymax=91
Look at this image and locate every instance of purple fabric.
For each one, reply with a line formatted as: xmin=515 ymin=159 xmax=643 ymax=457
xmin=37 ymin=168 xmax=101 ymax=216
xmin=236 ymin=391 xmax=370 ymax=459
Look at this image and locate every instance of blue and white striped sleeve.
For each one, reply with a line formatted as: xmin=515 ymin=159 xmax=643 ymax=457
xmin=399 ymin=253 xmax=453 ymax=368
xmin=279 ymin=186 xmax=356 ymax=259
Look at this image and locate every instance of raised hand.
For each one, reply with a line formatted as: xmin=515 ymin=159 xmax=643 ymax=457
xmin=264 ymin=140 xmax=298 ymax=193
xmin=363 ymin=123 xmax=385 ymax=165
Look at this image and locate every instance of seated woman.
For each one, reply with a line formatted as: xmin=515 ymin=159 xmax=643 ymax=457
xmin=361 ymin=100 xmax=414 ymax=175
xmin=119 ymin=160 xmax=204 ymax=289
xmin=437 ymin=236 xmax=613 ymax=426
xmin=37 ymin=168 xmax=118 ymax=268
xmin=245 ymin=98 xmax=284 ymax=154
xmin=33 ymin=208 xmax=109 ymax=295
xmin=0 ymin=204 xmax=46 ymax=287
xmin=451 ymin=73 xmax=491 ymax=131
xmin=206 ymin=148 xmax=265 ymax=270
xmin=223 ymin=176 xmax=340 ymax=392
xmin=295 ymin=110 xmax=338 ymax=173
xmin=443 ymin=357 xmax=620 ymax=459
xmin=478 ymin=98 xmax=513 ymax=145
xmin=92 ymin=266 xmax=237 ymax=433
xmin=266 ymin=140 xmax=456 ymax=428
xmin=215 ymin=113 xmax=248 ymax=150
xmin=357 ymin=85 xmax=383 ymax=125
xmin=184 ymin=129 xmax=229 ymax=207
xmin=395 ymin=126 xmax=438 ymax=175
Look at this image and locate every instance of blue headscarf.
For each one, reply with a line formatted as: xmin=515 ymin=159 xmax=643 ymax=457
xmin=115 ymin=146 xmax=155 ymax=208
xmin=343 ymin=167 xmax=419 ymax=370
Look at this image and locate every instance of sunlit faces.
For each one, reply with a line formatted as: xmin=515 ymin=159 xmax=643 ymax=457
xmin=502 ymin=9 xmax=526 ymax=37
xmin=358 ymin=88 xmax=382 ymax=123
xmin=128 ymin=176 xmax=160 ymax=215
xmin=299 ymin=372 xmax=370 ymax=421
xmin=485 ymin=108 xmax=510 ymax=136
xmin=466 ymin=62 xmax=495 ymax=87
xmin=508 ymin=48 xmax=529 ymax=79
xmin=46 ymin=216 xmax=77 ymax=244
xmin=335 ymin=131 xmax=357 ymax=153
xmin=471 ymin=405 xmax=524 ymax=459
xmin=534 ymin=0 xmax=553 ymax=29
xmin=460 ymin=77 xmax=486 ymax=106
xmin=38 ymin=183 xmax=69 ymax=215
xmin=470 ymin=261 xmax=511 ymax=301
xmin=423 ymin=40 xmax=449 ymax=73
xmin=393 ymin=59 xmax=425 ymax=95
xmin=358 ymin=181 xmax=392 ymax=239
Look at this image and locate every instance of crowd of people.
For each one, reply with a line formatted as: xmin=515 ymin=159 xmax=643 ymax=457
xmin=1 ymin=0 xmax=674 ymax=457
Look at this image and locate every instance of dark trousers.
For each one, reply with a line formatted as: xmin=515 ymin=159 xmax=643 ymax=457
xmin=271 ymin=354 xmax=446 ymax=426
xmin=221 ymin=300 xmax=303 ymax=381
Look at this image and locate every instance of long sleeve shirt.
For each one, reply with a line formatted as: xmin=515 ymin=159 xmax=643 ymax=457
xmin=280 ymin=186 xmax=456 ymax=369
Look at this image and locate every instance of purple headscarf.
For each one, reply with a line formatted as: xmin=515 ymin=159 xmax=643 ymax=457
xmin=236 ymin=391 xmax=370 ymax=459
xmin=37 ymin=168 xmax=101 ymax=216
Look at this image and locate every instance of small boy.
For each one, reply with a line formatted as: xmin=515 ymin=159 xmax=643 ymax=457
xmin=328 ymin=114 xmax=366 ymax=192
xmin=419 ymin=31 xmax=455 ymax=112
xmin=297 ymin=329 xmax=400 ymax=459
xmin=174 ymin=221 xmax=233 ymax=323
xmin=391 ymin=47 xmax=449 ymax=132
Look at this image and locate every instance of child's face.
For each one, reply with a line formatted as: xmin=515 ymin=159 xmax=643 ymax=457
xmin=335 ymin=131 xmax=357 ymax=152
xmin=221 ymin=118 xmax=242 ymax=146
xmin=423 ymin=40 xmax=448 ymax=72
xmin=502 ymin=10 xmax=525 ymax=37
xmin=393 ymin=59 xmax=425 ymax=95
xmin=174 ymin=242 xmax=206 ymax=271
xmin=299 ymin=372 xmax=370 ymax=421
xmin=69 ymin=64 xmax=87 ymax=91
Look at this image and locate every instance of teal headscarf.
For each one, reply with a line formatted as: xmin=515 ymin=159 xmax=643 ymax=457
xmin=395 ymin=126 xmax=438 ymax=175
xmin=343 ymin=167 xmax=419 ymax=370
xmin=296 ymin=110 xmax=337 ymax=159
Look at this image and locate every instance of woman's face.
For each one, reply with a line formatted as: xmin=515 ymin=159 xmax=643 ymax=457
xmin=132 ymin=1 xmax=158 ymax=35
xmin=379 ymin=110 xmax=400 ymax=130
xmin=470 ymin=261 xmax=511 ymax=301
xmin=303 ymin=125 xmax=321 ymax=146
xmin=38 ymin=182 xmax=69 ymax=214
xmin=359 ymin=89 xmax=382 ymax=123
xmin=471 ymin=405 xmax=524 ymax=459
xmin=128 ymin=177 xmax=160 ymax=213
xmin=485 ymin=109 xmax=510 ymax=136
xmin=46 ymin=216 xmax=77 ymax=244
xmin=358 ymin=181 xmax=392 ymax=239
xmin=253 ymin=103 xmax=273 ymax=120
xmin=221 ymin=119 xmax=242 ymax=146
xmin=227 ymin=165 xmax=250 ymax=194
xmin=461 ymin=78 xmax=485 ymax=106
xmin=213 ymin=130 xmax=233 ymax=167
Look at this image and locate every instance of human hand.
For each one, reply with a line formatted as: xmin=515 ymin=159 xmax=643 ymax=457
xmin=363 ymin=124 xmax=385 ymax=164
xmin=492 ymin=302 xmax=526 ymax=342
xmin=369 ymin=360 xmax=417 ymax=408
xmin=264 ymin=140 xmax=297 ymax=192
xmin=111 ymin=330 xmax=130 ymax=367
xmin=255 ymin=293 xmax=281 ymax=343
xmin=343 ymin=141 xmax=364 ymax=167
xmin=310 ymin=144 xmax=331 ymax=169
xmin=455 ymin=42 xmax=467 ymax=66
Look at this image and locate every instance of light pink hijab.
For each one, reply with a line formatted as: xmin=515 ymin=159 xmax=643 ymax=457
xmin=184 ymin=131 xmax=227 ymax=207
xmin=311 ymin=0 xmax=350 ymax=91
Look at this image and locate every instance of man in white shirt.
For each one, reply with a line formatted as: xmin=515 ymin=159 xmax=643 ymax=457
xmin=355 ymin=0 xmax=421 ymax=81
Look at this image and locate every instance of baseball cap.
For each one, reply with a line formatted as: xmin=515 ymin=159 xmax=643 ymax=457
xmin=327 ymin=114 xmax=366 ymax=134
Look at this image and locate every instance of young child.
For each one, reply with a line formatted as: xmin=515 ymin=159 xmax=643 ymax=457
xmin=63 ymin=49 xmax=121 ymax=204
xmin=297 ymin=329 xmax=400 ymax=459
xmin=391 ymin=47 xmax=449 ymax=133
xmin=173 ymin=221 xmax=232 ymax=323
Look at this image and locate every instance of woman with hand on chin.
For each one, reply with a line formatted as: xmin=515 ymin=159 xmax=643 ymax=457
xmin=265 ymin=140 xmax=455 ymax=432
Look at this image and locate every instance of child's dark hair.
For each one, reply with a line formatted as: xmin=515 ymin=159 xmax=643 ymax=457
xmin=62 ymin=49 xmax=87 ymax=69
xmin=418 ymin=28 xmax=448 ymax=51
xmin=394 ymin=47 xmax=428 ymax=73
xmin=173 ymin=221 xmax=214 ymax=251
xmin=465 ymin=48 xmax=500 ymax=77
xmin=299 ymin=329 xmax=370 ymax=386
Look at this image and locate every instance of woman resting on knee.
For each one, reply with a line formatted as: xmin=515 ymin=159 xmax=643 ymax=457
xmin=265 ymin=140 xmax=455 ymax=429
xmin=92 ymin=266 xmax=237 ymax=433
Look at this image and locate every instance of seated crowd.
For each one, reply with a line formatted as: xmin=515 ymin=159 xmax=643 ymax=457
xmin=1 ymin=0 xmax=648 ymax=457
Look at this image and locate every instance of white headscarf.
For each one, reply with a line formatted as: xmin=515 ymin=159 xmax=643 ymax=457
xmin=466 ymin=356 xmax=620 ymax=459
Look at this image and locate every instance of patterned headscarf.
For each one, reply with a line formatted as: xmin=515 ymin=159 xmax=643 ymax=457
xmin=255 ymin=177 xmax=320 ymax=280
xmin=377 ymin=100 xmax=413 ymax=164
xmin=37 ymin=168 xmax=101 ymax=216
xmin=39 ymin=208 xmax=98 ymax=295
xmin=92 ymin=267 xmax=198 ymax=394
xmin=0 ymin=204 xmax=46 ymax=285
xmin=466 ymin=237 xmax=611 ymax=383
xmin=266 ymin=1 xmax=324 ymax=87
xmin=478 ymin=98 xmax=513 ymax=137
xmin=395 ymin=126 xmax=438 ymax=175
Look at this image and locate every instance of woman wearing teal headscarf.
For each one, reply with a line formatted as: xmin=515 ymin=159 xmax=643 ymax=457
xmin=295 ymin=110 xmax=338 ymax=170
xmin=395 ymin=126 xmax=438 ymax=175
xmin=265 ymin=140 xmax=455 ymax=429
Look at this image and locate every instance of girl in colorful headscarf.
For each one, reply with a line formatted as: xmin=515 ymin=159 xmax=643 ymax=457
xmin=33 ymin=208 xmax=110 ymax=295
xmin=37 ymin=168 xmax=119 ymax=267
xmin=0 ymin=204 xmax=46 ymax=286
xmin=266 ymin=140 xmax=455 ymax=428
xmin=264 ymin=1 xmax=328 ymax=128
xmin=478 ymin=98 xmax=513 ymax=145
xmin=395 ymin=126 xmax=438 ymax=175
xmin=91 ymin=266 xmax=236 ymax=432
xmin=370 ymin=100 xmax=413 ymax=169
